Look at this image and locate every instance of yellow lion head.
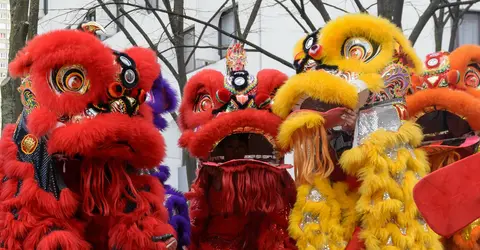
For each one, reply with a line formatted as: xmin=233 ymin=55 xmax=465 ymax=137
xmin=272 ymin=14 xmax=423 ymax=184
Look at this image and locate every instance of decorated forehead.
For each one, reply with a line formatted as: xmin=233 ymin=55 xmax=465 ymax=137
xmin=414 ymin=51 xmax=453 ymax=91
xmin=224 ymin=43 xmax=257 ymax=96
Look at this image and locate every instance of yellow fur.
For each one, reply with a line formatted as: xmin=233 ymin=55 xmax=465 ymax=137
xmin=277 ymin=111 xmax=325 ymax=150
xmin=318 ymin=14 xmax=423 ymax=75
xmin=288 ymin=178 xmax=358 ymax=250
xmin=342 ymin=121 xmax=442 ymax=249
xmin=277 ymin=14 xmax=441 ymax=250
xmin=289 ymin=122 xmax=442 ymax=249
xmin=273 ymin=71 xmax=358 ymax=119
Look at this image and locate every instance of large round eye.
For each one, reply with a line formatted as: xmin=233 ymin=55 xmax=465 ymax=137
xmin=194 ymin=94 xmax=213 ymax=113
xmin=50 ymin=65 xmax=89 ymax=94
xmin=465 ymin=65 xmax=480 ymax=88
xmin=342 ymin=37 xmax=380 ymax=62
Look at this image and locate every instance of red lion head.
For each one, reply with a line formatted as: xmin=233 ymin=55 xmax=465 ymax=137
xmin=1 ymin=25 xmax=176 ymax=249
xmin=178 ymin=44 xmax=297 ymax=249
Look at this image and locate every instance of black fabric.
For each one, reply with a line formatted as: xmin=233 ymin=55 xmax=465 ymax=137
xmin=13 ymin=110 xmax=65 ymax=199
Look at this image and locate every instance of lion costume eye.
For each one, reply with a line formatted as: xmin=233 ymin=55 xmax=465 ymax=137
xmin=49 ymin=65 xmax=90 ymax=94
xmin=465 ymin=65 xmax=480 ymax=88
xmin=342 ymin=37 xmax=381 ymax=62
xmin=194 ymin=94 xmax=213 ymax=113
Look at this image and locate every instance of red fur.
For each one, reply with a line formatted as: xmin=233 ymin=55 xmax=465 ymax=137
xmin=1 ymin=30 xmax=176 ymax=249
xmin=26 ymin=107 xmax=58 ymax=137
xmin=178 ymin=69 xmax=224 ymax=130
xmin=47 ymin=114 xmax=165 ymax=168
xmin=179 ymin=67 xmax=296 ymax=249
xmin=180 ymin=109 xmax=283 ymax=158
xmin=406 ymin=88 xmax=480 ymax=130
xmin=123 ymin=47 xmax=160 ymax=92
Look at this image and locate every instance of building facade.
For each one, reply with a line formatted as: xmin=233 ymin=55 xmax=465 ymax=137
xmin=15 ymin=0 xmax=480 ymax=190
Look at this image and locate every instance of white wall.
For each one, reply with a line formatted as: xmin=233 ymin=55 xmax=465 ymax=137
xmin=36 ymin=0 xmax=480 ymax=189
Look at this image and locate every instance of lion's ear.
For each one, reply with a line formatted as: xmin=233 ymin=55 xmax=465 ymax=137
xmin=9 ymin=49 xmax=33 ymax=77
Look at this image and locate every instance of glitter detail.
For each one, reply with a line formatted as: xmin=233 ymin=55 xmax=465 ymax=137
xmin=394 ymin=171 xmax=405 ymax=185
xmin=415 ymin=172 xmax=421 ymax=180
xmin=386 ymin=147 xmax=398 ymax=160
xmin=353 ymin=99 xmax=403 ymax=146
xmin=418 ymin=217 xmax=429 ymax=232
xmin=307 ymin=188 xmax=326 ymax=202
xmin=386 ymin=236 xmax=393 ymax=245
xmin=383 ymin=191 xmax=391 ymax=200
xmin=321 ymin=244 xmax=330 ymax=250
xmin=400 ymin=227 xmax=407 ymax=235
xmin=300 ymin=213 xmax=319 ymax=230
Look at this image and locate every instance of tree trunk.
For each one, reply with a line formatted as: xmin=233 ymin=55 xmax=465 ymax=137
xmin=377 ymin=0 xmax=404 ymax=28
xmin=182 ymin=149 xmax=197 ymax=187
xmin=27 ymin=0 xmax=40 ymax=41
xmin=1 ymin=0 xmax=30 ymax=130
xmin=433 ymin=9 xmax=445 ymax=51
xmin=167 ymin=0 xmax=197 ymax=187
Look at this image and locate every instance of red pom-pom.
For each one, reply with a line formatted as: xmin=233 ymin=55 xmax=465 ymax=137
xmin=216 ymin=89 xmax=231 ymax=103
xmin=255 ymin=93 xmax=271 ymax=108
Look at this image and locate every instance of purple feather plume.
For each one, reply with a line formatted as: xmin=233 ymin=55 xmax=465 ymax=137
xmin=147 ymin=75 xmax=179 ymax=131
xmin=152 ymin=165 xmax=191 ymax=248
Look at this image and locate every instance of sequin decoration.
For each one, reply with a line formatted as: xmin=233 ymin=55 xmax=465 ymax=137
xmin=394 ymin=171 xmax=405 ymax=185
xmin=366 ymin=63 xmax=411 ymax=105
xmin=383 ymin=192 xmax=391 ymax=200
xmin=353 ymin=99 xmax=403 ymax=146
xmin=386 ymin=146 xmax=399 ymax=160
xmin=417 ymin=217 xmax=429 ymax=232
xmin=400 ymin=227 xmax=407 ymax=235
xmin=307 ymin=188 xmax=326 ymax=202
xmin=321 ymin=244 xmax=331 ymax=250
xmin=300 ymin=212 xmax=319 ymax=230
xmin=386 ymin=236 xmax=393 ymax=245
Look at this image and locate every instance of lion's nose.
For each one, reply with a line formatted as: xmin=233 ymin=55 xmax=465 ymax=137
xmin=308 ymin=44 xmax=323 ymax=60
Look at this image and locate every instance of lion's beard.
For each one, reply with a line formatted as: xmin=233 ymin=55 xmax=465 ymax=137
xmin=292 ymin=125 xmax=335 ymax=185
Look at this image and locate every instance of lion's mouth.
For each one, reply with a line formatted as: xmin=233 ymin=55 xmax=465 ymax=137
xmin=56 ymin=97 xmax=139 ymax=126
xmin=293 ymin=96 xmax=346 ymax=113
xmin=416 ymin=110 xmax=474 ymax=144
xmin=207 ymin=128 xmax=279 ymax=165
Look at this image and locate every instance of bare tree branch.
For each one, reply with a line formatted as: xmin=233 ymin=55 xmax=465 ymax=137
xmin=232 ymin=0 xmax=242 ymax=38
xmin=185 ymin=0 xmax=229 ymax=65
xmin=310 ymin=0 xmax=331 ymax=23
xmin=409 ymin=0 xmax=480 ymax=45
xmin=146 ymin=0 xmax=174 ymax=45
xmin=448 ymin=1 xmax=475 ymax=51
xmin=274 ymin=0 xmax=309 ymax=33
xmin=161 ymin=45 xmax=258 ymax=54
xmin=95 ymin=2 xmax=293 ymax=68
xmin=377 ymin=0 xmax=404 ymax=28
xmin=97 ymin=0 xmax=137 ymax=46
xmin=243 ymin=0 xmax=262 ymax=39
xmin=290 ymin=0 xmax=317 ymax=31
xmin=322 ymin=2 xmax=349 ymax=13
xmin=353 ymin=0 xmax=368 ymax=13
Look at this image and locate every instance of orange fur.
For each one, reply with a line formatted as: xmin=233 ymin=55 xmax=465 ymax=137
xmin=406 ymin=88 xmax=480 ymax=130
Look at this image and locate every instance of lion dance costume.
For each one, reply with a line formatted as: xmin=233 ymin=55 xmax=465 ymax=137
xmin=272 ymin=14 xmax=443 ymax=249
xmin=0 ymin=23 xmax=179 ymax=249
xmin=410 ymin=45 xmax=480 ymax=249
xmin=178 ymin=43 xmax=297 ymax=249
